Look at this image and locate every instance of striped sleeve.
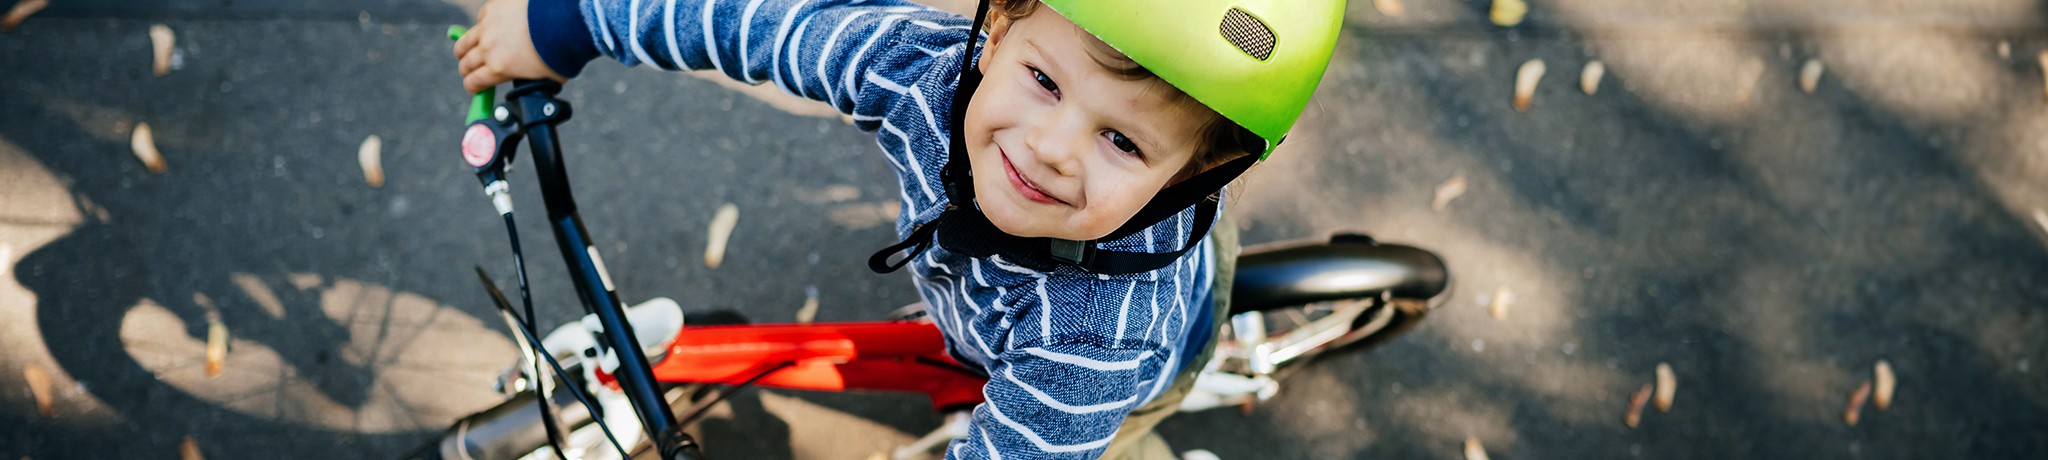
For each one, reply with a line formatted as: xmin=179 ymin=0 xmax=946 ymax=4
xmin=548 ymin=0 xmax=968 ymax=125
xmin=946 ymin=342 xmax=1165 ymax=460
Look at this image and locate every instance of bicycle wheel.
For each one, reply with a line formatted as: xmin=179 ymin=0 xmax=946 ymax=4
xmin=1215 ymin=233 xmax=1449 ymax=379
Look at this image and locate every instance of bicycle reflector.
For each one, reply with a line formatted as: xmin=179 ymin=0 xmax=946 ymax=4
xmin=462 ymin=123 xmax=497 ymax=168
xmin=460 ymin=117 xmax=522 ymax=189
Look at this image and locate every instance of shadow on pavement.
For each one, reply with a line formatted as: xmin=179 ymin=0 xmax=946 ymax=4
xmin=1162 ymin=12 xmax=2048 ymax=459
xmin=0 ymin=4 xmax=531 ymax=458
xmin=4 ymin=2 xmax=2047 ymax=459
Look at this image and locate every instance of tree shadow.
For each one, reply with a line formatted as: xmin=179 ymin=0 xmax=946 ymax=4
xmin=6 ymin=3 xmax=2047 ymax=460
xmin=1175 ymin=14 xmax=2048 ymax=460
xmin=0 ymin=5 xmax=527 ymax=459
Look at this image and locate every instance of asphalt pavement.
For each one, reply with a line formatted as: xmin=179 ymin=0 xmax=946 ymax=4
xmin=3 ymin=0 xmax=2046 ymax=459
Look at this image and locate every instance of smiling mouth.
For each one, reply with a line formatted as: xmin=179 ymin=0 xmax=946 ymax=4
xmin=1001 ymin=148 xmax=1069 ymax=206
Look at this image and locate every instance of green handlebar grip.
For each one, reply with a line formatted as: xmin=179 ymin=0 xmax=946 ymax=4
xmin=469 ymin=86 xmax=497 ymax=125
xmin=448 ymin=25 xmax=496 ymax=124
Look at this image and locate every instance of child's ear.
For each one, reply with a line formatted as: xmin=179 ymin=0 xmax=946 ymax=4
xmin=977 ymin=14 xmax=1014 ymax=74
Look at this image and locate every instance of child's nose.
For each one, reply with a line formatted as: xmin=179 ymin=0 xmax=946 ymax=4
xmin=1024 ymin=109 xmax=1089 ymax=177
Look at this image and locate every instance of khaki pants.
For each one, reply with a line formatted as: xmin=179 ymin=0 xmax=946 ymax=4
xmin=1099 ymin=216 xmax=1239 ymax=460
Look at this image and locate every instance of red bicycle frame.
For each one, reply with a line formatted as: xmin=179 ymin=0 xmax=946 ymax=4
xmin=649 ymin=320 xmax=988 ymax=411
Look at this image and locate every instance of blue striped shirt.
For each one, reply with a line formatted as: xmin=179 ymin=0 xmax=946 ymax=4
xmin=532 ymin=1 xmax=1219 ymax=457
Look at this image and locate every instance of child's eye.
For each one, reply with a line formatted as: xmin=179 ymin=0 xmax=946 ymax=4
xmin=1107 ymin=131 xmax=1142 ymax=157
xmin=1029 ymin=67 xmax=1059 ymax=97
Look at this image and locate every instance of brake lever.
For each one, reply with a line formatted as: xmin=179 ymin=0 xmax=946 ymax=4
xmin=451 ymin=26 xmax=525 ymax=214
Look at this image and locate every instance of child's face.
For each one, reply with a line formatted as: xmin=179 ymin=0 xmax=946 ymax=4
xmin=962 ymin=9 xmax=1216 ymax=241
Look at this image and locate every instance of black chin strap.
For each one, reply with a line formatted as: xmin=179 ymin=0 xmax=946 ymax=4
xmin=868 ymin=1 xmax=1254 ymax=275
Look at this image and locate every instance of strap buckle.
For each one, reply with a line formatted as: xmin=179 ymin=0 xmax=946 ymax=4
xmin=1049 ymin=239 xmax=1092 ymax=265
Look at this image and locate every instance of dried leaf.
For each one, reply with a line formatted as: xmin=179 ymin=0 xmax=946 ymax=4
xmin=1373 ymin=0 xmax=1404 ymax=17
xmin=287 ymin=273 xmax=323 ymax=290
xmin=1844 ymin=380 xmax=1871 ymax=426
xmin=2032 ymin=209 xmax=2048 ymax=234
xmin=1432 ymin=173 xmax=1467 ymax=212
xmin=1487 ymin=286 xmax=1513 ymax=320
xmin=1733 ymin=58 xmax=1766 ymax=105
xmin=1799 ymin=59 xmax=1825 ymax=94
xmin=205 ymin=311 xmax=228 ymax=378
xmin=1463 ymin=436 xmax=1490 ymax=460
xmin=704 ymin=203 xmax=739 ymax=268
xmin=1 ymin=0 xmax=48 ymax=32
xmin=1625 ymin=383 xmax=1651 ymax=428
xmin=131 ymin=122 xmax=166 ymax=174
xmin=150 ymin=24 xmax=176 ymax=77
xmin=180 ymin=436 xmax=204 ymax=460
xmin=1580 ymin=60 xmax=1605 ymax=95
xmin=828 ymin=201 xmax=898 ymax=229
xmin=23 ymin=364 xmax=53 ymax=418
xmin=1874 ymin=360 xmax=1895 ymax=410
xmin=1513 ymin=59 xmax=1545 ymax=112
xmin=1997 ymin=40 xmax=2011 ymax=60
xmin=359 ymin=135 xmax=384 ymax=188
xmin=1655 ymin=362 xmax=1677 ymax=412
xmin=1489 ymin=0 xmax=1527 ymax=27
xmin=819 ymin=185 xmax=860 ymax=203
xmin=796 ymin=285 xmax=819 ymax=324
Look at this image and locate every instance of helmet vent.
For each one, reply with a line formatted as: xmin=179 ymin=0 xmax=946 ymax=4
xmin=1219 ymin=8 xmax=1276 ymax=61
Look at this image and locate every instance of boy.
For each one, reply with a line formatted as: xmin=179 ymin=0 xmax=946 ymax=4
xmin=455 ymin=0 xmax=1340 ymax=458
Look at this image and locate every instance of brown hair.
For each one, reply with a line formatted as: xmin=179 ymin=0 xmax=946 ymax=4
xmin=985 ymin=0 xmax=1259 ymax=182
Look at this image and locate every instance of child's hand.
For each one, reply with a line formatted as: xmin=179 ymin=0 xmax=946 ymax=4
xmin=453 ymin=0 xmax=564 ymax=94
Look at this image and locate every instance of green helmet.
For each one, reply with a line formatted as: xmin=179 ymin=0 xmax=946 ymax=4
xmin=1039 ymin=0 xmax=1345 ymax=159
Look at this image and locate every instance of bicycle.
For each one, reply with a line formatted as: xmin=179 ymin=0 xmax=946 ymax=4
xmin=413 ymin=27 xmax=1448 ymax=460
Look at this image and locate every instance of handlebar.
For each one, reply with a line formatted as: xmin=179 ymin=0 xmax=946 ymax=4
xmin=450 ymin=25 xmax=702 ymax=460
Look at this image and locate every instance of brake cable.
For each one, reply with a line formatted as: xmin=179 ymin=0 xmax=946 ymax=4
xmin=501 ymin=209 xmax=573 ymax=460
xmin=475 ymin=258 xmax=634 ymax=460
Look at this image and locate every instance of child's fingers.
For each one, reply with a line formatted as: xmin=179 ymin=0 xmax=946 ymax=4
xmin=464 ymin=69 xmax=504 ymax=94
xmin=459 ymin=48 xmax=487 ymax=76
xmin=463 ymin=72 xmax=487 ymax=94
xmin=453 ymin=27 xmax=480 ymax=59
